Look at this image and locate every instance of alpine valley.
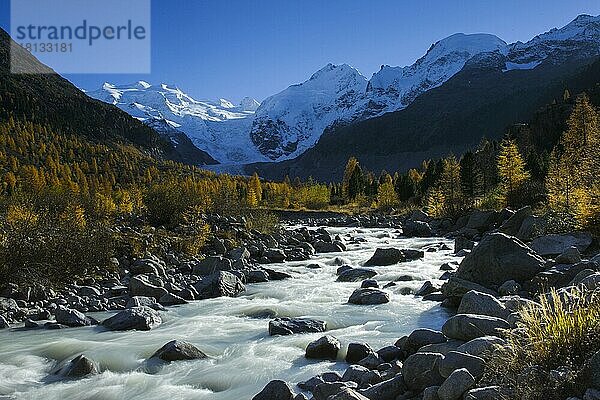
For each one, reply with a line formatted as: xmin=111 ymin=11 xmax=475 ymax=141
xmin=87 ymin=14 xmax=600 ymax=180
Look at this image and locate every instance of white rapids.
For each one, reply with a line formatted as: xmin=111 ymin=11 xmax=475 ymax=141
xmin=0 ymin=226 xmax=460 ymax=400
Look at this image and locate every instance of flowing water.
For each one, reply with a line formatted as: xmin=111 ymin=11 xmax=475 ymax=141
xmin=0 ymin=226 xmax=459 ymax=400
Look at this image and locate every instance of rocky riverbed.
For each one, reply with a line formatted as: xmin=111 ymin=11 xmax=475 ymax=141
xmin=0 ymin=207 xmax=599 ymax=400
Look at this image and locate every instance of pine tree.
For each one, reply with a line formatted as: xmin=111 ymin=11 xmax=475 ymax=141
xmin=342 ymin=157 xmax=363 ymax=201
xmin=439 ymin=155 xmax=463 ymax=215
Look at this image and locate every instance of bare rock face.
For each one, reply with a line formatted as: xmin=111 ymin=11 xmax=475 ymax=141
xmin=455 ymin=233 xmax=544 ymax=289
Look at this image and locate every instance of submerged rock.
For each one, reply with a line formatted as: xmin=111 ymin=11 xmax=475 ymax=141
xmin=269 ymin=317 xmax=326 ymax=336
xmin=337 ymin=268 xmax=377 ymax=282
xmin=348 ymin=288 xmax=390 ymax=305
xmin=51 ymin=355 xmax=98 ymax=379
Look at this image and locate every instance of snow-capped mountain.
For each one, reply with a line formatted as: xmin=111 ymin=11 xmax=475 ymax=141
xmin=367 ymin=33 xmax=508 ymax=110
xmin=87 ymin=14 xmax=600 ymax=166
xmin=86 ymin=82 xmax=267 ymax=164
xmin=250 ymin=64 xmax=368 ymax=160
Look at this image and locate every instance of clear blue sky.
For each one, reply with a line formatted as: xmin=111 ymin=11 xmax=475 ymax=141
xmin=2 ymin=0 xmax=600 ymax=103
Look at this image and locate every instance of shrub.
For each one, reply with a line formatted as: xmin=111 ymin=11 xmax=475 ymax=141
xmin=245 ymin=209 xmax=279 ymax=234
xmin=483 ymin=288 xmax=600 ymax=400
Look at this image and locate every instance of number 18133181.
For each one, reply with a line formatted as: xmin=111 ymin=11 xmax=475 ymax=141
xmin=20 ymin=42 xmax=73 ymax=53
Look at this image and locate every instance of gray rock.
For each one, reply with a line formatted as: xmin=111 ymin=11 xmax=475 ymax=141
xmin=442 ymin=314 xmax=510 ymax=341
xmin=265 ymin=248 xmax=287 ymax=262
xmin=306 ymin=335 xmax=341 ymax=360
xmin=192 ymin=256 xmax=233 ymax=276
xmin=402 ymin=352 xmax=445 ymax=391
xmin=415 ymin=281 xmax=440 ymax=296
xmin=455 ymin=233 xmax=544 ymax=288
xmin=0 ymin=315 xmax=9 ymax=329
xmin=404 ymin=220 xmax=432 ymax=237
xmin=359 ymin=374 xmax=407 ymax=400
xmin=102 ymin=306 xmax=162 ymax=331
xmin=423 ymin=386 xmax=441 ymax=400
xmin=456 ymin=336 xmax=505 ymax=357
xmin=129 ymin=274 xmax=167 ymax=299
xmin=438 ymin=351 xmax=485 ymax=379
xmin=530 ymin=232 xmax=593 ymax=256
xmin=441 ymin=277 xmax=496 ymax=299
xmin=437 ymin=368 xmax=475 ymax=400
xmin=54 ymin=306 xmax=93 ymax=327
xmin=578 ymin=350 xmax=600 ymax=391
xmin=463 ymin=386 xmax=503 ymax=400
xmin=298 ymin=372 xmax=341 ymax=392
xmin=348 ymin=288 xmax=389 ymax=305
xmin=341 ymin=365 xmax=380 ymax=386
xmin=158 ymin=292 xmax=187 ymax=306
xmin=150 ymin=340 xmax=207 ymax=362
xmin=229 ymin=247 xmax=250 ymax=261
xmin=517 ymin=215 xmax=547 ymax=242
xmin=357 ymin=353 xmax=384 ymax=370
xmin=314 ymin=241 xmax=344 ymax=253
xmin=377 ymin=345 xmax=402 ymax=362
xmin=252 ymin=380 xmax=294 ymax=400
xmin=0 ymin=297 xmax=19 ymax=314
xmin=466 ymin=210 xmax=498 ymax=232
xmin=497 ymin=280 xmax=521 ymax=296
xmin=313 ymin=382 xmax=357 ymax=400
xmin=364 ymin=248 xmax=424 ymax=266
xmin=269 ymin=317 xmax=326 ymax=336
xmin=418 ymin=340 xmax=464 ymax=356
xmin=77 ymin=286 xmax=101 ymax=297
xmin=193 ymin=271 xmax=245 ymax=299
xmin=337 ymin=268 xmax=377 ymax=282
xmin=345 ymin=343 xmax=375 ymax=364
xmin=579 ymin=273 xmax=600 ymax=291
xmin=457 ymin=291 xmax=509 ymax=319
xmin=499 ymin=206 xmax=532 ymax=237
xmin=361 ymin=279 xmax=379 ymax=289
xmin=455 ymin=236 xmax=475 ymax=253
xmin=328 ymin=388 xmax=370 ymax=400
xmin=52 ymin=355 xmax=98 ymax=379
xmin=401 ymin=328 xmax=447 ymax=355
xmin=248 ymin=270 xmax=270 ymax=283
xmin=556 ymin=246 xmax=582 ymax=264
xmin=126 ymin=296 xmax=165 ymax=311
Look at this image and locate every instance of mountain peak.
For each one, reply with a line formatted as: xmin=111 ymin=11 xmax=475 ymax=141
xmin=425 ymin=33 xmax=508 ymax=59
xmin=240 ymin=97 xmax=260 ymax=112
xmin=309 ymin=63 xmax=364 ymax=82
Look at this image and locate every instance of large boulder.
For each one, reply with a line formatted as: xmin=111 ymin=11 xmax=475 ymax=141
xmin=348 ymin=288 xmax=389 ymax=305
xmin=499 ymin=206 xmax=532 ymax=237
xmin=455 ymin=233 xmax=544 ymax=288
xmin=193 ymin=271 xmax=245 ymax=299
xmin=439 ymin=351 xmax=485 ymax=379
xmin=129 ymin=274 xmax=168 ymax=299
xmin=441 ymin=277 xmax=496 ymax=299
xmin=442 ymin=314 xmax=510 ymax=341
xmin=337 ymin=268 xmax=377 ymax=282
xmin=269 ymin=317 xmax=326 ymax=336
xmin=305 ymin=335 xmax=341 ymax=360
xmin=0 ymin=315 xmax=9 ymax=329
xmin=402 ymin=352 xmax=445 ymax=391
xmin=101 ymin=306 xmax=162 ymax=331
xmin=437 ymin=368 xmax=475 ymax=400
xmin=192 ymin=256 xmax=233 ymax=276
xmin=252 ymin=380 xmax=294 ymax=400
xmin=463 ymin=386 xmax=503 ymax=400
xmin=54 ymin=306 xmax=94 ymax=327
xmin=577 ymin=350 xmax=600 ymax=394
xmin=364 ymin=248 xmax=424 ymax=266
xmin=457 ymin=291 xmax=509 ymax=319
xmin=150 ymin=340 xmax=207 ymax=362
xmin=265 ymin=248 xmax=287 ymax=262
xmin=529 ymin=232 xmax=593 ymax=256
xmin=126 ymin=296 xmax=165 ymax=311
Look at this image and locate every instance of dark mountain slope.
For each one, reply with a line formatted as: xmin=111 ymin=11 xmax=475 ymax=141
xmin=0 ymin=29 xmax=217 ymax=165
xmin=248 ymin=55 xmax=600 ymax=181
